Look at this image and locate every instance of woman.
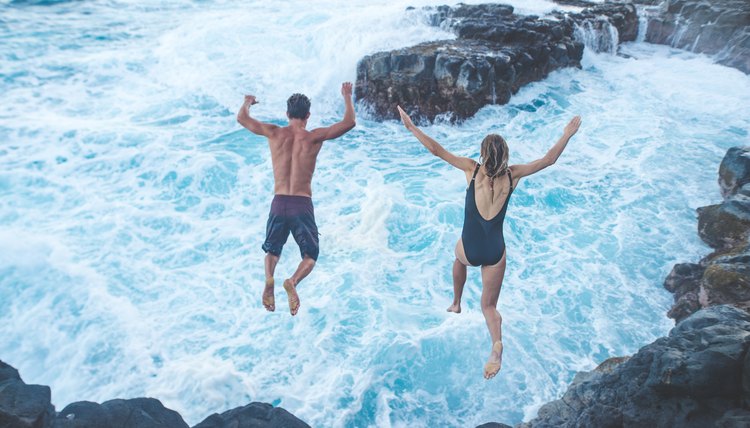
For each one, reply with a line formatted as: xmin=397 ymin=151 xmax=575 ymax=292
xmin=397 ymin=106 xmax=582 ymax=379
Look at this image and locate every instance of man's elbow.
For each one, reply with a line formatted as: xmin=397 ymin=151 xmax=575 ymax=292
xmin=345 ymin=118 xmax=356 ymax=131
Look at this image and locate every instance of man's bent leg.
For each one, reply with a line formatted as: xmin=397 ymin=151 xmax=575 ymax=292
xmin=283 ymin=255 xmax=315 ymax=316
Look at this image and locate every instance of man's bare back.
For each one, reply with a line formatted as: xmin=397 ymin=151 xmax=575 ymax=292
xmin=265 ymin=125 xmax=323 ymax=197
xmin=237 ymin=82 xmax=356 ymax=315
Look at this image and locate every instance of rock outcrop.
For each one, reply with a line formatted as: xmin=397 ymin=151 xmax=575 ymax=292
xmin=0 ymin=360 xmax=310 ymax=428
xmin=194 ymin=402 xmax=310 ymax=428
xmin=643 ymin=0 xmax=750 ymax=74
xmin=0 ymin=361 xmax=55 ymax=428
xmin=355 ymin=2 xmax=637 ymax=122
xmin=54 ymin=399 xmax=189 ymax=428
xmin=666 ymin=147 xmax=750 ymax=323
xmin=519 ymin=305 xmax=750 ymax=427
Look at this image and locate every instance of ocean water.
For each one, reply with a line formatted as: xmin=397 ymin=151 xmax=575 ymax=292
xmin=1 ymin=0 xmax=749 ymax=427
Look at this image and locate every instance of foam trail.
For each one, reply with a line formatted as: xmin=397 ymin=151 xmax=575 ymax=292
xmin=1 ymin=1 xmax=749 ymax=427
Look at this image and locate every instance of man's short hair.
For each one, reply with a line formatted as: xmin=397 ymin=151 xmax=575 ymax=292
xmin=287 ymin=93 xmax=311 ymax=119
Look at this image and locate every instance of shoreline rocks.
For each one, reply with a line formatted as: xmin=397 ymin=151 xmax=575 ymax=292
xmin=0 ymin=360 xmax=310 ymax=428
xmin=643 ymin=0 xmax=750 ymax=74
xmin=519 ymin=305 xmax=750 ymax=427
xmin=355 ymin=2 xmax=637 ymax=123
xmin=356 ymin=1 xmax=749 ymax=123
xmin=666 ymin=147 xmax=750 ymax=323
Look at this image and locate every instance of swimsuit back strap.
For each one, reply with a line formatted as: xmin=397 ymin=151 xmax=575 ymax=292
xmin=471 ymin=163 xmax=481 ymax=182
xmin=507 ymin=169 xmax=513 ymax=190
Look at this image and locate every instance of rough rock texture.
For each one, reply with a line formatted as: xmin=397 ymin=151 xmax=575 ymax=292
xmin=0 ymin=361 xmax=55 ymax=428
xmin=355 ymin=2 xmax=637 ymax=122
xmin=519 ymin=305 xmax=750 ymax=428
xmin=666 ymin=147 xmax=750 ymax=322
xmin=720 ymin=147 xmax=750 ymax=199
xmin=0 ymin=360 xmax=310 ymax=428
xmin=54 ymin=398 xmax=189 ymax=428
xmin=193 ymin=402 xmax=311 ymax=428
xmin=644 ymin=0 xmax=750 ymax=74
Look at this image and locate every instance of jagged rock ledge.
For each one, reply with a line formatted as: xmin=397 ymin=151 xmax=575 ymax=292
xmin=354 ymin=2 xmax=637 ymax=123
xmin=643 ymin=0 xmax=750 ymax=74
xmin=665 ymin=146 xmax=750 ymax=323
xmin=519 ymin=305 xmax=750 ymax=427
xmin=0 ymin=360 xmax=310 ymax=428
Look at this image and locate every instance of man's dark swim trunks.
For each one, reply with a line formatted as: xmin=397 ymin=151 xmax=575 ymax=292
xmin=262 ymin=195 xmax=319 ymax=261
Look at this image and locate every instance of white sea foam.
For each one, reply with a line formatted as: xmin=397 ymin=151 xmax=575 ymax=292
xmin=1 ymin=1 xmax=749 ymax=427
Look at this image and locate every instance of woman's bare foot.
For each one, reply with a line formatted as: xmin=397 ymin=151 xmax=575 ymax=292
xmin=262 ymin=278 xmax=275 ymax=312
xmin=283 ymin=279 xmax=300 ymax=316
xmin=483 ymin=341 xmax=503 ymax=380
xmin=446 ymin=303 xmax=461 ymax=313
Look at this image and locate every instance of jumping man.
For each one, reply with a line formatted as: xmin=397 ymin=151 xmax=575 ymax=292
xmin=237 ymin=82 xmax=356 ymax=315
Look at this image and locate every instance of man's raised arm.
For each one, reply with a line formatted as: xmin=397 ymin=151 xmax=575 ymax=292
xmin=237 ymin=95 xmax=278 ymax=137
xmin=311 ymin=82 xmax=356 ymax=143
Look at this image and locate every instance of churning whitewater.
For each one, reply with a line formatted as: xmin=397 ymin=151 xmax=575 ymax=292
xmin=1 ymin=0 xmax=749 ymax=426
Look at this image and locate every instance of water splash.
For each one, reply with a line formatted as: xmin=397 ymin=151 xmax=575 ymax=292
xmin=574 ymin=17 xmax=620 ymax=54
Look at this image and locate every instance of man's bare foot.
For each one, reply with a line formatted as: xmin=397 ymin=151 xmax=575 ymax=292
xmin=446 ymin=303 xmax=461 ymax=313
xmin=262 ymin=278 xmax=275 ymax=312
xmin=283 ymin=279 xmax=300 ymax=316
xmin=483 ymin=340 xmax=503 ymax=380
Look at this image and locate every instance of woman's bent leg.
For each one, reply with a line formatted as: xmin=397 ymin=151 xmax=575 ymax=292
xmin=480 ymin=252 xmax=506 ymax=379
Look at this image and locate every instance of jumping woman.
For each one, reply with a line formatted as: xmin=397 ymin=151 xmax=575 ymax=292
xmin=397 ymin=106 xmax=582 ymax=379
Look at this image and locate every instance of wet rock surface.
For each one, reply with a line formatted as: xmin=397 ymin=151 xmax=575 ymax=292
xmin=666 ymin=147 xmax=750 ymax=323
xmin=0 ymin=360 xmax=310 ymax=428
xmin=193 ymin=402 xmax=311 ymax=428
xmin=517 ymin=305 xmax=750 ymax=428
xmin=643 ymin=0 xmax=750 ymax=73
xmin=355 ymin=2 xmax=637 ymax=123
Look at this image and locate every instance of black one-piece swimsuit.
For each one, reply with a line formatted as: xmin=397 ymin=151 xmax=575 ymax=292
xmin=461 ymin=165 xmax=514 ymax=266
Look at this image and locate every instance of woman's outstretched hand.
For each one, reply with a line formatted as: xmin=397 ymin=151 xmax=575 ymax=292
xmin=564 ymin=116 xmax=582 ymax=137
xmin=397 ymin=105 xmax=415 ymax=131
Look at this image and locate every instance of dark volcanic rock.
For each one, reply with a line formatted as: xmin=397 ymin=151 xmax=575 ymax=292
xmin=698 ymin=200 xmax=750 ymax=249
xmin=644 ymin=0 xmax=750 ymax=74
xmin=720 ymin=147 xmax=750 ymax=199
xmin=664 ymin=262 xmax=705 ymax=322
xmin=0 ymin=360 xmax=311 ymax=428
xmin=355 ymin=2 xmax=637 ymax=122
xmin=356 ymin=37 xmax=583 ymax=122
xmin=519 ymin=305 xmax=750 ymax=428
xmin=0 ymin=360 xmax=55 ymax=428
xmin=193 ymin=402 xmax=310 ymax=428
xmin=665 ymin=147 xmax=750 ymax=322
xmin=54 ymin=398 xmax=189 ymax=428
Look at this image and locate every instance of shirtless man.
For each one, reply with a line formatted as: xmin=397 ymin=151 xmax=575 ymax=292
xmin=237 ymin=82 xmax=356 ymax=316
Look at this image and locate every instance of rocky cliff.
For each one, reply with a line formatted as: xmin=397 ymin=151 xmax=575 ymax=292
xmin=355 ymin=1 xmax=749 ymax=123
xmin=643 ymin=0 xmax=750 ymax=74
xmin=355 ymin=2 xmax=637 ymax=123
xmin=0 ymin=360 xmax=310 ymax=428
xmin=666 ymin=147 xmax=750 ymax=323
xmin=519 ymin=305 xmax=750 ymax=427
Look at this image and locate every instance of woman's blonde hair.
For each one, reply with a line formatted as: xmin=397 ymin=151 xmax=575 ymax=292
xmin=480 ymin=134 xmax=509 ymax=180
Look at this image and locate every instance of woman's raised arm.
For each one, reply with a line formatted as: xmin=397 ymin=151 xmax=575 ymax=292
xmin=511 ymin=116 xmax=581 ymax=179
xmin=397 ymin=106 xmax=476 ymax=172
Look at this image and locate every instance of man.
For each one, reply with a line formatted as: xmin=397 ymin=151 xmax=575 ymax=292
xmin=237 ymin=82 xmax=356 ymax=316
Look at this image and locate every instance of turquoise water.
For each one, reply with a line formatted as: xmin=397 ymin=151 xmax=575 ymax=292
xmin=1 ymin=0 xmax=749 ymax=426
